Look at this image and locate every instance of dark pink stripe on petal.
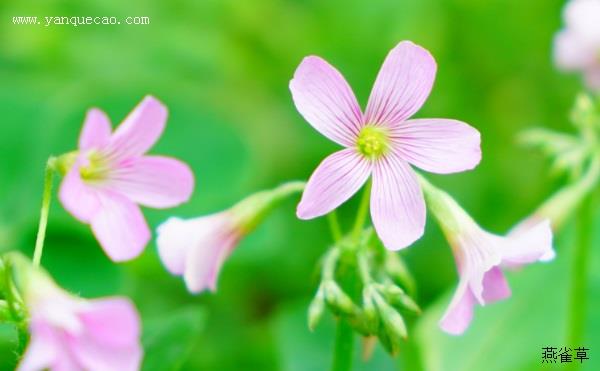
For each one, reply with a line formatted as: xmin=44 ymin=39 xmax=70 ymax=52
xmin=390 ymin=118 xmax=481 ymax=174
xmin=364 ymin=41 xmax=436 ymax=127
xmin=370 ymin=152 xmax=425 ymax=250
xmin=297 ymin=148 xmax=372 ymax=219
xmin=290 ymin=56 xmax=363 ymax=146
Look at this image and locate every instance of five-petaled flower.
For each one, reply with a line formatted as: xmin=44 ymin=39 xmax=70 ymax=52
xmin=59 ymin=96 xmax=195 ymax=262
xmin=290 ymin=41 xmax=481 ymax=250
xmin=554 ymin=0 xmax=600 ymax=90
xmin=18 ymin=271 xmax=142 ymax=371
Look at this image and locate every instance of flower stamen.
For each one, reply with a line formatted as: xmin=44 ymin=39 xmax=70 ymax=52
xmin=357 ymin=126 xmax=390 ymax=159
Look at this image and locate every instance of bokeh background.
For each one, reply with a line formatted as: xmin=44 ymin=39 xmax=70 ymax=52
xmin=1 ymin=0 xmax=599 ymax=370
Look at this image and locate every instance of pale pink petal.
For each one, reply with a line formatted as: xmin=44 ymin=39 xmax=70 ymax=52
xmin=439 ymin=281 xmax=475 ymax=335
xmin=502 ymin=219 xmax=554 ymax=267
xmin=481 ymin=267 xmax=511 ymax=304
xmin=290 ymin=56 xmax=363 ymax=146
xmin=554 ymin=30 xmax=596 ymax=70
xmin=17 ymin=326 xmax=57 ymax=371
xmin=184 ymin=230 xmax=238 ymax=293
xmin=70 ymin=335 xmax=142 ymax=371
xmin=106 ymin=96 xmax=167 ymax=160
xmin=90 ymin=192 xmax=151 ymax=262
xmin=390 ymin=119 xmax=481 ymax=174
xmin=297 ymin=148 xmax=372 ymax=219
xmin=364 ymin=41 xmax=437 ymax=127
xmin=79 ymin=109 xmax=112 ymax=151
xmin=564 ymin=0 xmax=600 ymax=41
xmin=156 ymin=217 xmax=195 ymax=275
xmin=370 ymin=152 xmax=425 ymax=250
xmin=584 ymin=66 xmax=600 ymax=90
xmin=59 ymin=162 xmax=102 ymax=223
xmin=79 ymin=298 xmax=140 ymax=348
xmin=107 ymin=156 xmax=194 ymax=208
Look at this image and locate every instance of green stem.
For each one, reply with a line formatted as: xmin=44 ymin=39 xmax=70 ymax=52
xmin=352 ymin=181 xmax=372 ymax=242
xmin=332 ymin=319 xmax=354 ymax=371
xmin=327 ymin=212 xmax=343 ymax=243
xmin=567 ymin=196 xmax=592 ymax=351
xmin=32 ymin=157 xmax=56 ymax=267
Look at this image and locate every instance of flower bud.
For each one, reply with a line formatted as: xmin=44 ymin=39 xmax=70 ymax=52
xmin=380 ymin=284 xmax=421 ymax=314
xmin=372 ymin=291 xmax=407 ymax=342
xmin=362 ymin=285 xmax=379 ymax=333
xmin=307 ymin=285 xmax=326 ymax=331
xmin=323 ymin=280 xmax=357 ymax=316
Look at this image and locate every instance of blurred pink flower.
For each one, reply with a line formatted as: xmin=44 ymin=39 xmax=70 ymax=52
xmin=18 ymin=283 xmax=142 ymax=371
xmin=59 ymin=96 xmax=194 ymax=262
xmin=554 ymin=0 xmax=600 ymax=90
xmin=290 ymin=40 xmax=481 ymax=250
xmin=156 ymin=213 xmax=240 ymax=293
xmin=440 ymin=219 xmax=554 ymax=335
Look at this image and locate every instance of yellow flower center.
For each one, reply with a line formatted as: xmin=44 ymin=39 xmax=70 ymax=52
xmin=356 ymin=126 xmax=390 ymax=159
xmin=79 ymin=151 xmax=110 ymax=182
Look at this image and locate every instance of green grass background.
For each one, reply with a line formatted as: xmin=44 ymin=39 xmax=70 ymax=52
xmin=0 ymin=0 xmax=598 ymax=370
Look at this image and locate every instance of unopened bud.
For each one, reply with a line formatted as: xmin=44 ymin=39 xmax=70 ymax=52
xmin=362 ymin=286 xmax=379 ymax=333
xmin=384 ymin=253 xmax=415 ymax=294
xmin=323 ymin=280 xmax=357 ymax=316
xmin=380 ymin=284 xmax=421 ymax=314
xmin=373 ymin=291 xmax=407 ymax=342
xmin=307 ymin=285 xmax=326 ymax=331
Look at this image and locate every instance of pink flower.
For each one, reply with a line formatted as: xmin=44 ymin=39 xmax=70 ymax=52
xmin=59 ymin=96 xmax=195 ymax=262
xmin=156 ymin=181 xmax=306 ymax=293
xmin=290 ymin=41 xmax=481 ymax=250
xmin=440 ymin=219 xmax=554 ymax=335
xmin=18 ymin=282 xmax=142 ymax=371
xmin=554 ymin=0 xmax=600 ymax=90
xmin=156 ymin=213 xmax=240 ymax=293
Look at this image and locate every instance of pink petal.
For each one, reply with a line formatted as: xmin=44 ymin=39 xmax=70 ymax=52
xmin=554 ymin=31 xmax=596 ymax=70
xmin=59 ymin=162 xmax=102 ymax=223
xmin=79 ymin=109 xmax=112 ymax=151
xmin=70 ymin=335 xmax=142 ymax=371
xmin=584 ymin=66 xmax=600 ymax=90
xmin=156 ymin=217 xmax=195 ymax=275
xmin=502 ymin=219 xmax=554 ymax=267
xmin=106 ymin=96 xmax=167 ymax=160
xmin=107 ymin=156 xmax=194 ymax=208
xmin=364 ymin=41 xmax=437 ymax=127
xmin=390 ymin=119 xmax=481 ymax=174
xmin=297 ymin=148 xmax=372 ymax=219
xmin=79 ymin=298 xmax=141 ymax=348
xmin=481 ymin=267 xmax=511 ymax=304
xmin=290 ymin=56 xmax=363 ymax=146
xmin=183 ymin=222 xmax=238 ymax=293
xmin=439 ymin=282 xmax=476 ymax=335
xmin=90 ymin=192 xmax=151 ymax=262
xmin=70 ymin=298 xmax=142 ymax=371
xmin=17 ymin=325 xmax=57 ymax=371
xmin=370 ymin=152 xmax=425 ymax=250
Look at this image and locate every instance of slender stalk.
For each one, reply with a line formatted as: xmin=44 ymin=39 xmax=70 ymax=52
xmin=33 ymin=157 xmax=56 ymax=267
xmin=567 ymin=196 xmax=592 ymax=351
xmin=330 ymin=183 xmax=372 ymax=371
xmin=331 ymin=319 xmax=354 ymax=371
xmin=352 ymin=181 xmax=372 ymax=242
xmin=327 ymin=211 xmax=343 ymax=243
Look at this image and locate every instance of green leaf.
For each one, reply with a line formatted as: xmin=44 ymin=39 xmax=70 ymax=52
xmin=142 ymin=305 xmax=205 ymax=371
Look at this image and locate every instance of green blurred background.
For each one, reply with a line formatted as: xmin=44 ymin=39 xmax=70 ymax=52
xmin=0 ymin=0 xmax=598 ymax=370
